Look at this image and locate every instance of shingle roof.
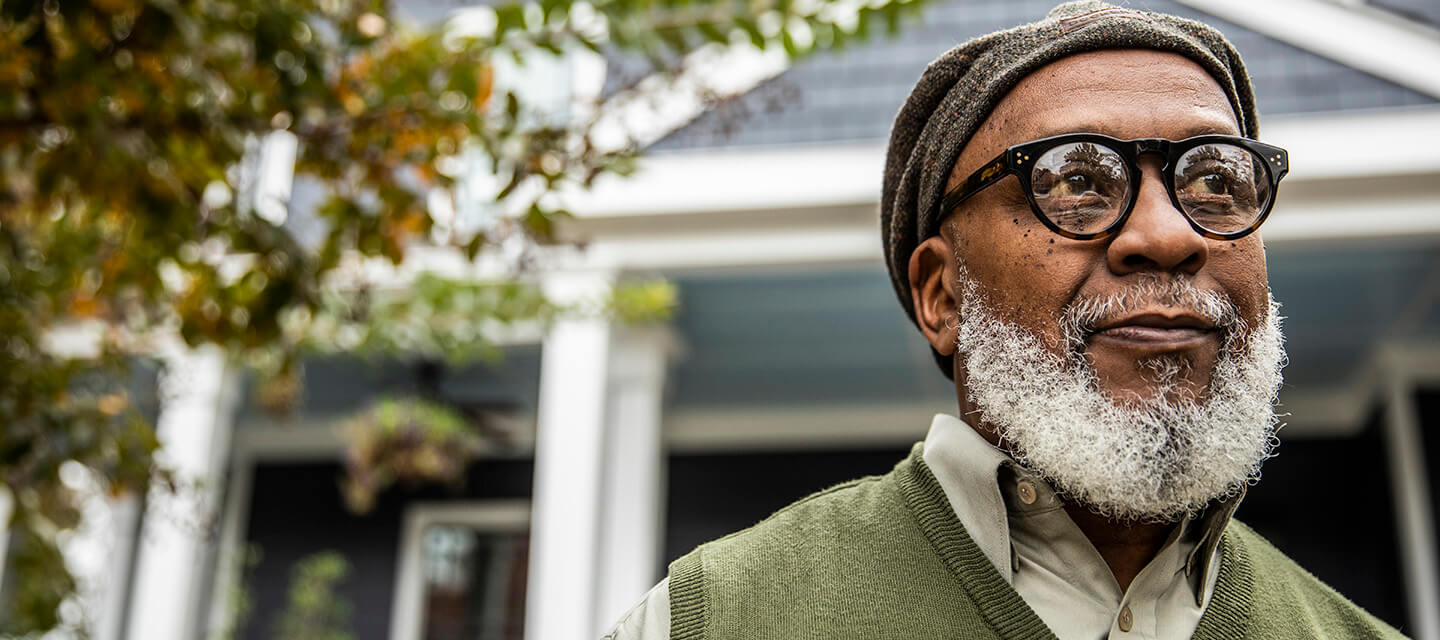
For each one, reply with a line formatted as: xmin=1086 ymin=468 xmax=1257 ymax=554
xmin=647 ymin=0 xmax=1436 ymax=152
xmin=1370 ymin=0 xmax=1440 ymax=29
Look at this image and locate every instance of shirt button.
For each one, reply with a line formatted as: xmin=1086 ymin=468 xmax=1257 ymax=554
xmin=1017 ymin=480 xmax=1037 ymax=505
xmin=1117 ymin=604 xmax=1134 ymax=632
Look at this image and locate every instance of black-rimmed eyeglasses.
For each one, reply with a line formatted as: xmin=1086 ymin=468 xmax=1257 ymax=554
xmin=939 ymin=133 xmax=1290 ymax=240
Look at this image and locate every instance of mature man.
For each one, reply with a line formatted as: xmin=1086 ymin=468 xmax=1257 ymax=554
xmin=607 ymin=2 xmax=1404 ymax=638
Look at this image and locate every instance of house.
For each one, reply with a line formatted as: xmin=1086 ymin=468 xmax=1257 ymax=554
xmin=66 ymin=1 xmax=1440 ymax=639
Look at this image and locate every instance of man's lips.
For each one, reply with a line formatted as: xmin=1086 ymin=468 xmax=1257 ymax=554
xmin=1089 ymin=312 xmax=1217 ymax=351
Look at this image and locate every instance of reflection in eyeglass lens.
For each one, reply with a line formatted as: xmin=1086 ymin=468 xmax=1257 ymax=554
xmin=1030 ymin=142 xmax=1127 ymax=234
xmin=1175 ymin=144 xmax=1268 ymax=233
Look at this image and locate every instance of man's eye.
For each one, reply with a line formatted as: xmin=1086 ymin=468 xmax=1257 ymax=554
xmin=1190 ymin=173 xmax=1231 ymax=195
xmin=1062 ymin=173 xmax=1094 ymax=194
xmin=1050 ymin=170 xmax=1111 ymax=197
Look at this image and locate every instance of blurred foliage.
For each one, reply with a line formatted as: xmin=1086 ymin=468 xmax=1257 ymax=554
xmin=272 ymin=550 xmax=354 ymax=640
xmin=0 ymin=522 xmax=75 ymax=634
xmin=340 ymin=397 xmax=480 ymax=514
xmin=219 ymin=543 xmax=263 ymax=640
xmin=0 ymin=0 xmax=925 ymax=632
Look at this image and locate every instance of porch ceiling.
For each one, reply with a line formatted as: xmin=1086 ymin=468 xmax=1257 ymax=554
xmin=662 ymin=243 xmax=1440 ymax=431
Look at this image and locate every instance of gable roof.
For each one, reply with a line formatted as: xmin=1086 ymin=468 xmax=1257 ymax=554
xmin=649 ymin=0 xmax=1436 ymax=152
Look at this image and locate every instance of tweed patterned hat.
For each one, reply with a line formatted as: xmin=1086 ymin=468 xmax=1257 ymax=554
xmin=881 ymin=0 xmax=1259 ymax=378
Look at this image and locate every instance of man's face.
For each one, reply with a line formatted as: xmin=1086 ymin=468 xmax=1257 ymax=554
xmin=908 ymin=49 xmax=1285 ymax=521
xmin=945 ymin=48 xmax=1270 ymax=405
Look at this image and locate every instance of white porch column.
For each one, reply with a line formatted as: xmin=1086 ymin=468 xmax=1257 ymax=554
xmin=594 ymin=328 xmax=673 ymax=634
xmin=89 ymin=498 xmax=142 ymax=640
xmin=525 ymin=271 xmax=616 ymax=640
xmin=1384 ymin=370 xmax=1440 ymax=640
xmin=123 ymin=345 xmax=240 ymax=640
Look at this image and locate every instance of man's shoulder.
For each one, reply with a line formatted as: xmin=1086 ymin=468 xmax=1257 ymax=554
xmin=695 ymin=466 xmax=906 ymax=562
xmin=690 ymin=448 xmax=929 ymax=560
xmin=666 ymin=448 xmax=1002 ymax=639
xmin=1225 ymin=520 xmax=1407 ymax=638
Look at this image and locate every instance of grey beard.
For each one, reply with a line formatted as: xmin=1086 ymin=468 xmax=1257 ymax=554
xmin=955 ymin=272 xmax=1287 ymax=523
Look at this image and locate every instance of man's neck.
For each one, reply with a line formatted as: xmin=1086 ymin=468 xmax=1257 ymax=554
xmin=1062 ymin=504 xmax=1175 ymax=592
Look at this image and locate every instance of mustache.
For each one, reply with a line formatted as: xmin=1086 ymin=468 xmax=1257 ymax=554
xmin=1061 ymin=276 xmax=1243 ymax=351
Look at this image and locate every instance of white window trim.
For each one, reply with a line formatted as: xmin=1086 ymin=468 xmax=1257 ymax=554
xmin=389 ymin=500 xmax=532 ymax=640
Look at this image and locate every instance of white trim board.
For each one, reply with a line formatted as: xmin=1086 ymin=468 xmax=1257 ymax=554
xmin=562 ymin=109 xmax=1440 ymax=223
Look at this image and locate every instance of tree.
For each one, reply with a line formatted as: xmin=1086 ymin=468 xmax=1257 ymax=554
xmin=0 ymin=0 xmax=926 ymax=632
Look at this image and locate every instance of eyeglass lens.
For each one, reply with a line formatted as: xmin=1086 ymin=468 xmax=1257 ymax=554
xmin=1172 ymin=144 xmax=1271 ymax=234
xmin=1030 ymin=142 xmax=1130 ymax=235
xmin=1028 ymin=141 xmax=1271 ymax=236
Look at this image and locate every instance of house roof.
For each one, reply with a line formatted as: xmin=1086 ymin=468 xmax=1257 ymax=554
xmin=1371 ymin=0 xmax=1440 ymax=28
xmin=644 ymin=0 xmax=1437 ymax=153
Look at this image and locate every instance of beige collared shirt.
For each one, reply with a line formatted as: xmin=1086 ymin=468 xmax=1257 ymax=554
xmin=605 ymin=413 xmax=1237 ymax=639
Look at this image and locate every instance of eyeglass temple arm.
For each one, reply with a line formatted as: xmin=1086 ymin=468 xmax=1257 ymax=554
xmin=937 ymin=155 xmax=1012 ymax=215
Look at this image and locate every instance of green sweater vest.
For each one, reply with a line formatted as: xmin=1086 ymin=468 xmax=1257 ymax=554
xmin=668 ymin=444 xmax=1405 ymax=639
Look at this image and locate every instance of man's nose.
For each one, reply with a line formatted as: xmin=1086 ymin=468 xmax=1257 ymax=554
xmin=1105 ymin=163 xmax=1208 ymax=276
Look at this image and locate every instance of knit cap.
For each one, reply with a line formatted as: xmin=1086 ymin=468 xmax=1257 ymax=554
xmin=881 ymin=0 xmax=1259 ymax=378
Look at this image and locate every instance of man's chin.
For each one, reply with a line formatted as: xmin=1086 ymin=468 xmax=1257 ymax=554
xmin=1083 ymin=347 xmax=1219 ymax=406
xmin=1093 ymin=379 xmax=1211 ymax=409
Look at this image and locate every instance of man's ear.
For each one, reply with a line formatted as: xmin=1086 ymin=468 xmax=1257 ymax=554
xmin=907 ymin=235 xmax=959 ymax=357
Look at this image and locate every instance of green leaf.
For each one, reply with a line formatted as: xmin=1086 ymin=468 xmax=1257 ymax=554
xmin=505 ymin=91 xmax=520 ymax=120
xmin=698 ymin=22 xmax=728 ymax=44
xmin=855 ymin=8 xmax=872 ymax=41
xmin=464 ymin=234 xmax=487 ymax=260
xmin=884 ymin=3 xmax=903 ymax=35
xmin=657 ymin=27 xmax=689 ymax=54
xmin=736 ymin=17 xmax=767 ymax=49
xmin=495 ymin=4 xmax=526 ymax=38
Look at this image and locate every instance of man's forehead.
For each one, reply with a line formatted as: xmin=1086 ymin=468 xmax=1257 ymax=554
xmin=955 ymin=50 xmax=1242 ymax=181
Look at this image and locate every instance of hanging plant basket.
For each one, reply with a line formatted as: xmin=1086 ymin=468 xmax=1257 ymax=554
xmin=339 ymin=398 xmax=484 ymax=514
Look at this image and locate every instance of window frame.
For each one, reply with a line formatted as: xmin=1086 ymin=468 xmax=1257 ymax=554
xmin=388 ymin=500 xmax=532 ymax=640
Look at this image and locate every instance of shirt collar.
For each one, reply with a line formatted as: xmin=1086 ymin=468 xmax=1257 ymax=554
xmin=921 ymin=413 xmax=1015 ymax=581
xmin=921 ymin=413 xmax=1243 ymax=601
xmin=1186 ymin=488 xmax=1243 ymax=605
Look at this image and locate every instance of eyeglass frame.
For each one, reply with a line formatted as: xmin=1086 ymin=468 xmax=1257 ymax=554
xmin=937 ymin=132 xmax=1290 ymax=241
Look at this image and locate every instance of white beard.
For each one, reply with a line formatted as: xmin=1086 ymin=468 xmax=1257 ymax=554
xmin=956 ymin=271 xmax=1287 ymax=523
